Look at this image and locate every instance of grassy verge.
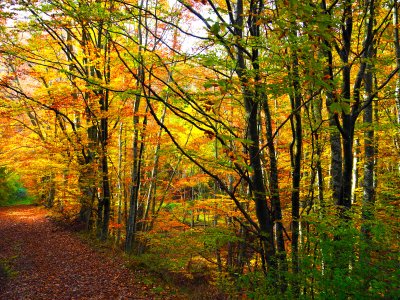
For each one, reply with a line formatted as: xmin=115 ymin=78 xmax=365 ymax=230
xmin=0 ymin=197 xmax=34 ymax=207
xmin=0 ymin=257 xmax=18 ymax=281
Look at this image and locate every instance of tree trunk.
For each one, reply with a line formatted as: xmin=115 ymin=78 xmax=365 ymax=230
xmin=362 ymin=0 xmax=376 ymax=229
xmin=244 ymin=94 xmax=275 ymax=271
xmin=394 ymin=0 xmax=400 ymax=172
xmin=321 ymin=0 xmax=343 ymax=204
xmin=289 ymin=42 xmax=302 ymax=297
xmin=263 ymin=99 xmax=286 ymax=272
xmin=337 ymin=0 xmax=355 ymax=210
xmin=125 ymin=92 xmax=143 ymax=252
xmin=98 ymin=27 xmax=111 ymax=240
xmin=338 ymin=62 xmax=354 ymax=209
xmin=312 ymin=95 xmax=324 ymax=210
xmin=235 ymin=0 xmax=276 ymax=272
xmin=117 ymin=122 xmax=123 ymax=244
xmin=352 ymin=138 xmax=361 ymax=203
xmin=362 ymin=78 xmax=375 ymax=222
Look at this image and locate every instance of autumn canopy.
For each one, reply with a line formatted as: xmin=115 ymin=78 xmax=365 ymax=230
xmin=0 ymin=0 xmax=399 ymax=297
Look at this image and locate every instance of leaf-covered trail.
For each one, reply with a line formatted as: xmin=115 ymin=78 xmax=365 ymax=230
xmin=0 ymin=205 xmax=157 ymax=299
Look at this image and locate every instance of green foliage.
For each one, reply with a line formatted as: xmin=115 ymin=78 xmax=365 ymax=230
xmin=0 ymin=256 xmax=18 ymax=280
xmin=298 ymin=214 xmax=400 ymax=299
xmin=199 ymin=227 xmax=243 ymax=250
xmin=134 ymin=228 xmax=240 ymax=279
xmin=224 ymin=209 xmax=400 ymax=299
xmin=0 ymin=167 xmax=32 ymax=206
xmin=134 ymin=231 xmax=200 ymax=275
xmin=329 ymin=101 xmax=351 ymax=114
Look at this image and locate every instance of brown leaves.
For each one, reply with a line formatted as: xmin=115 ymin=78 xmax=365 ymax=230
xmin=0 ymin=205 xmax=155 ymax=299
xmin=204 ymin=130 xmax=215 ymax=139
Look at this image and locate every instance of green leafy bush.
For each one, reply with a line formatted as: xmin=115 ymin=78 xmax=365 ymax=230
xmin=0 ymin=167 xmax=32 ymax=206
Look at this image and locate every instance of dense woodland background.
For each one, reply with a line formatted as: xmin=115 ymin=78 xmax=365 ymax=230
xmin=0 ymin=0 xmax=399 ymax=298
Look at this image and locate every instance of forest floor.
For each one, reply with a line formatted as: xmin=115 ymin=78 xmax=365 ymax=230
xmin=0 ymin=205 xmax=186 ymax=299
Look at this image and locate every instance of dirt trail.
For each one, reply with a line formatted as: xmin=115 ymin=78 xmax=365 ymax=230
xmin=0 ymin=205 xmax=155 ymax=299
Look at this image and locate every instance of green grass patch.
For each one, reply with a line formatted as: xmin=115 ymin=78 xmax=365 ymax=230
xmin=0 ymin=166 xmax=34 ymax=207
xmin=0 ymin=257 xmax=18 ymax=280
xmin=0 ymin=197 xmax=34 ymax=207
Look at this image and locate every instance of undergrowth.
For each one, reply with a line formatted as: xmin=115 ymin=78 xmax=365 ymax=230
xmin=0 ymin=257 xmax=18 ymax=281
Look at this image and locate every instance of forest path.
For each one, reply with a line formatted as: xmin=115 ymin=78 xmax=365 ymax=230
xmin=0 ymin=205 xmax=157 ymax=299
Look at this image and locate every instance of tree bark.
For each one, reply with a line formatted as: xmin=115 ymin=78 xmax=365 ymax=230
xmin=321 ymin=0 xmax=343 ymax=204
xmin=288 ymin=34 xmax=302 ymax=296
xmin=394 ymin=0 xmax=400 ymax=171
xmin=263 ymin=99 xmax=286 ymax=271
xmin=362 ymin=0 xmax=376 ymax=228
xmin=235 ymin=0 xmax=276 ymax=272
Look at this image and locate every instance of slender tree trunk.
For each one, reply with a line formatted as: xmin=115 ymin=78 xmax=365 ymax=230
xmin=259 ymin=28 xmax=286 ymax=280
xmin=125 ymin=0 xmax=147 ymax=251
xmin=395 ymin=0 xmax=400 ymax=125
xmin=99 ymin=27 xmax=111 ymax=240
xmin=125 ymin=92 xmax=143 ymax=252
xmin=352 ymin=138 xmax=361 ymax=203
xmin=141 ymin=106 xmax=165 ymax=237
xmin=312 ymin=95 xmax=324 ymax=210
xmin=47 ymin=174 xmax=56 ymax=208
xmin=263 ymin=99 xmax=286 ymax=270
xmin=329 ymin=127 xmax=343 ymax=203
xmin=117 ymin=122 xmax=123 ymax=244
xmin=362 ymin=0 xmax=376 ymax=229
xmin=66 ymin=27 xmax=95 ymax=228
xmin=235 ymin=0 xmax=276 ymax=272
xmin=101 ymin=140 xmax=111 ymax=240
xmin=244 ymin=110 xmax=276 ymax=271
xmin=339 ymin=118 xmax=354 ymax=209
xmin=337 ymin=0 xmax=355 ymax=210
xmin=321 ymin=0 xmax=342 ymax=204
xmin=289 ymin=43 xmax=302 ymax=297
xmin=362 ymin=77 xmax=375 ymax=222
xmin=394 ymin=0 xmax=400 ymax=172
